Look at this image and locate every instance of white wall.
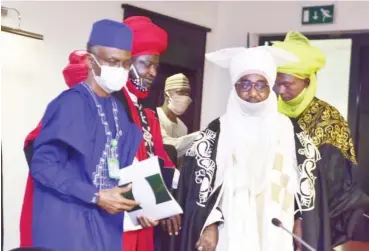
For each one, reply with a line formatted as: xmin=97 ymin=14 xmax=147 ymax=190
xmin=3 ymin=1 xmax=369 ymax=127
xmin=1 ymin=1 xmax=369 ymax=249
xmin=216 ymin=1 xmax=369 ymax=47
xmin=2 ymin=31 xmax=48 ymax=251
xmin=311 ymin=39 xmax=352 ymax=119
xmin=1 ymin=1 xmax=220 ymax=127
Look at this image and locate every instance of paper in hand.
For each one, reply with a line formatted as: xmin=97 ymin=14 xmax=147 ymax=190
xmin=119 ymin=156 xmax=183 ymax=226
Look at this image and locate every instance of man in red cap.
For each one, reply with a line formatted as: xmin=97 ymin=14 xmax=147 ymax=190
xmin=118 ymin=16 xmax=179 ymax=251
xmin=20 ymin=50 xmax=89 ymax=247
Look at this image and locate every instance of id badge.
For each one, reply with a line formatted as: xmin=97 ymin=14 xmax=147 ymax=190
xmin=108 ymin=158 xmax=120 ymax=180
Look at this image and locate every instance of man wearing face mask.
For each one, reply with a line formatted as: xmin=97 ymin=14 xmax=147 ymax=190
xmin=157 ymin=73 xmax=200 ymax=160
xmin=116 ymin=16 xmax=180 ymax=251
xmin=176 ymin=46 xmax=300 ymax=251
xmin=22 ymin=19 xmax=143 ymax=251
xmin=60 ymin=16 xmax=179 ymax=251
xmin=272 ymin=31 xmax=369 ymax=251
xmin=19 ymin=50 xmax=90 ymax=247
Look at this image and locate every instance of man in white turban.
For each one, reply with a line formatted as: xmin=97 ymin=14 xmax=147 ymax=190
xmin=176 ymin=46 xmax=301 ymax=251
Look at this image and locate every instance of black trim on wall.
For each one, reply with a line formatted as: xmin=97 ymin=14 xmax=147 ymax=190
xmin=121 ymin=4 xmax=211 ymax=33
xmin=121 ymin=4 xmax=211 ymax=132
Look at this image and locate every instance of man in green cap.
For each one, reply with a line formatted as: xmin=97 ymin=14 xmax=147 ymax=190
xmin=272 ymin=31 xmax=369 ymax=251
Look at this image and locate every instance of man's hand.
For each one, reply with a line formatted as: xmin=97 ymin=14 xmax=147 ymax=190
xmin=195 ymin=224 xmax=218 ymax=251
xmin=137 ymin=216 xmax=159 ymax=228
xmin=97 ymin=185 xmax=139 ymax=214
xmin=160 ymin=214 xmax=182 ymax=235
xmin=293 ymin=218 xmax=302 ymax=251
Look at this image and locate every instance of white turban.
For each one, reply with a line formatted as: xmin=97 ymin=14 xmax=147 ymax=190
xmin=205 ymin=46 xmax=299 ymax=87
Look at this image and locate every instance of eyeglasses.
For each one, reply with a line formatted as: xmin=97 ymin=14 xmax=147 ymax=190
xmin=235 ymin=80 xmax=269 ymax=92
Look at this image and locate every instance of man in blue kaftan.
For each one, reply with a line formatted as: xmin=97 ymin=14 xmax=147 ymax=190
xmin=29 ymin=19 xmax=143 ymax=251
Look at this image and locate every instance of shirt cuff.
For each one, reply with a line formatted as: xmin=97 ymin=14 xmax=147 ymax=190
xmin=205 ymin=207 xmax=224 ymax=227
xmin=72 ymin=181 xmax=99 ymax=204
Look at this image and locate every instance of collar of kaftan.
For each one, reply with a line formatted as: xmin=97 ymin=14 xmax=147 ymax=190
xmin=297 ymin=97 xmax=357 ymax=165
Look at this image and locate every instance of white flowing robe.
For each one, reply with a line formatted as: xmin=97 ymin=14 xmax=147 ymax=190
xmin=215 ymin=113 xmax=298 ymax=251
xmin=157 ymin=107 xmax=199 ymax=157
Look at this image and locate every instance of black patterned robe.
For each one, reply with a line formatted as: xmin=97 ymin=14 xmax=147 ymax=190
xmin=176 ymin=119 xmax=224 ymax=251
xmin=291 ymin=97 xmax=369 ymax=251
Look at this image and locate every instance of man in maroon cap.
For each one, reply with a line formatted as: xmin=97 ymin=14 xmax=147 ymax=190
xmin=118 ymin=16 xmax=178 ymax=251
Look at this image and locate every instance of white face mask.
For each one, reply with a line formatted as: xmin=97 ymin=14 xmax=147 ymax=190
xmin=167 ymin=92 xmax=192 ymax=115
xmin=91 ymin=55 xmax=129 ymax=93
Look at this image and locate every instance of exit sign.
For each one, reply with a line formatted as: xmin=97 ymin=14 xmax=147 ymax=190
xmin=302 ymin=5 xmax=334 ymax=25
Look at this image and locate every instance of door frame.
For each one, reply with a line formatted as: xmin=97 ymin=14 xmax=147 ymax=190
xmin=259 ymin=32 xmax=369 ymax=151
xmin=122 ymin=4 xmax=211 ymax=132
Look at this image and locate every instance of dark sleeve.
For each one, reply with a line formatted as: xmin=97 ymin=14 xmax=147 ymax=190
xmin=162 ymin=144 xmax=178 ymax=190
xmin=157 ymin=158 xmax=175 ymax=189
xmin=175 ymin=124 xmax=223 ymax=251
xmin=141 ymin=98 xmax=158 ymax=118
xmin=294 ymin=198 xmax=302 ymax=220
xmin=151 ymin=113 xmax=175 ymax=169
xmin=31 ymin=91 xmax=98 ymax=204
xmin=176 ymin=154 xmax=223 ymax=251
xmin=319 ymin=144 xmax=369 ymax=245
xmin=176 ymin=155 xmax=190 ymax=209
xmin=164 ymin=144 xmax=178 ymax=167
xmin=147 ymin=111 xmax=175 ymax=188
xmin=351 ymin=208 xmax=369 ymax=242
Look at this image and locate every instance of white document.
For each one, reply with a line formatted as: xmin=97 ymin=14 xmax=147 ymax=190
xmin=119 ymin=156 xmax=183 ymax=226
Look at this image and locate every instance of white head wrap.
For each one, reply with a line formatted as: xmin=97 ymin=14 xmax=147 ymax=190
xmin=206 ymin=45 xmax=298 ymax=86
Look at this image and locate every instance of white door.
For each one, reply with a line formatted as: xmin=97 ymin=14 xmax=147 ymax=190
xmin=311 ymin=39 xmax=352 ymax=120
xmin=265 ymin=38 xmax=352 ymax=119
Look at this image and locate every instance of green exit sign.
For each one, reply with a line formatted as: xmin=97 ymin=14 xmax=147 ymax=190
xmin=302 ymin=5 xmax=334 ymax=25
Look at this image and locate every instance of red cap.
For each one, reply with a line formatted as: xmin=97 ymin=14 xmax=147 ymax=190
xmin=124 ymin=16 xmax=168 ymax=56
xmin=62 ymin=50 xmax=88 ymax=88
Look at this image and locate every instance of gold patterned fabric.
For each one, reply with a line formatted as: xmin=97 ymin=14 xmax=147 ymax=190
xmin=297 ymin=97 xmax=357 ymax=165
